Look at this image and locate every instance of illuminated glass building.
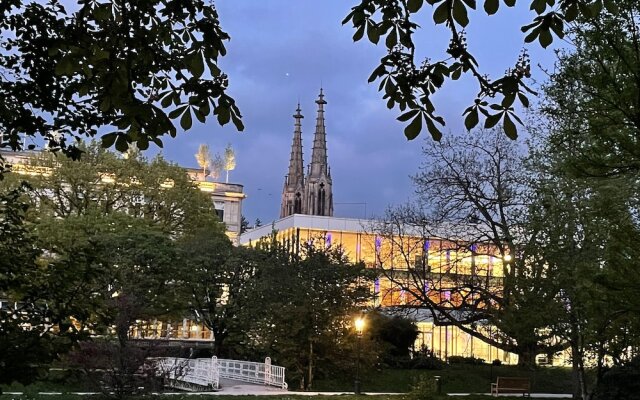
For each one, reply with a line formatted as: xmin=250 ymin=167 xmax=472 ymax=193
xmin=240 ymin=214 xmax=518 ymax=365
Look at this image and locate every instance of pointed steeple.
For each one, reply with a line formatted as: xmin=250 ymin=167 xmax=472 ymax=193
xmin=281 ymin=104 xmax=305 ymax=218
xmin=303 ymin=88 xmax=333 ymax=217
xmin=287 ymin=103 xmax=305 ymax=187
xmin=309 ymin=88 xmax=328 ymax=177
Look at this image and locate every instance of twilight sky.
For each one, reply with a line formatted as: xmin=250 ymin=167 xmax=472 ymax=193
xmin=155 ymin=1 xmax=560 ymax=224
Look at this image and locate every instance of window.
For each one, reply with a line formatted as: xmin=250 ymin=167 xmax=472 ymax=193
xmin=214 ymin=201 xmax=224 ymax=222
xmin=294 ymin=192 xmax=302 ymax=214
xmin=317 ymin=183 xmax=326 ymax=215
xmin=225 ymin=202 xmax=239 ymax=225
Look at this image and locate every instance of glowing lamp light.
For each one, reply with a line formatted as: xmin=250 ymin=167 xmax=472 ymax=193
xmin=354 ymin=316 xmax=365 ymax=337
xmin=503 ymin=254 xmax=512 ymax=262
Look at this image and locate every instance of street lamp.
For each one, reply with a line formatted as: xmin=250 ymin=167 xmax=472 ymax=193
xmin=354 ymin=316 xmax=365 ymax=395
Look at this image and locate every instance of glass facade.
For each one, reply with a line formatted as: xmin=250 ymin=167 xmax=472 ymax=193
xmin=240 ymin=215 xmax=519 ymax=364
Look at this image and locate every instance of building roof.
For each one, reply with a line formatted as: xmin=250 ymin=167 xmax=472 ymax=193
xmin=240 ymin=214 xmax=373 ymax=244
xmin=239 ymin=213 xmax=488 ymax=245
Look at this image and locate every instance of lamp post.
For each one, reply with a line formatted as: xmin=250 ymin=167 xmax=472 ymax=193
xmin=354 ymin=316 xmax=365 ymax=395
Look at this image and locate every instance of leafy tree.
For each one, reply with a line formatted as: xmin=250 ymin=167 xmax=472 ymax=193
xmin=592 ymin=357 xmax=640 ymax=400
xmin=541 ymin=0 xmax=640 ymax=178
xmin=367 ymin=311 xmax=419 ymax=364
xmin=244 ymin=239 xmax=375 ymax=390
xmin=0 ymin=144 xmax=226 ymax=388
xmin=46 ymin=213 xmax=181 ymax=398
xmin=174 ymin=221 xmax=258 ymax=356
xmin=223 ymin=143 xmax=236 ymax=183
xmin=371 ymin=129 xmax=565 ymax=366
xmin=343 ymin=0 xmax=620 ymax=140
xmin=195 ymin=144 xmax=212 ymax=180
xmin=529 ymin=4 xmax=640 ymax=395
xmin=0 ymin=0 xmax=243 ymax=164
xmin=0 ymin=184 xmax=75 ymax=390
xmin=9 ymin=142 xmax=220 ymax=235
xmin=240 ymin=215 xmax=250 ymax=234
xmin=526 ymin=151 xmax=640 ymax=398
xmin=24 ymin=211 xmax=180 ymax=338
xmin=209 ymin=152 xmax=224 ymax=181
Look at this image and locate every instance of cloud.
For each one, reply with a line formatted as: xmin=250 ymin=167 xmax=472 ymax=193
xmin=158 ymin=0 xmax=558 ymax=224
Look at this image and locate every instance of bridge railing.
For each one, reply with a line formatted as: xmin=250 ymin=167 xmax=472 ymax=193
xmin=150 ymin=356 xmax=286 ymax=390
xmin=218 ymin=357 xmax=287 ymax=389
xmin=152 ymin=357 xmax=220 ymax=390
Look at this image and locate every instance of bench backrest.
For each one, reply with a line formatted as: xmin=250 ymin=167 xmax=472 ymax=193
xmin=496 ymin=377 xmax=531 ymax=389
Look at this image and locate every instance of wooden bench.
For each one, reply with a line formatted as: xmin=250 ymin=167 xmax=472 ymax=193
xmin=491 ymin=377 xmax=531 ymax=397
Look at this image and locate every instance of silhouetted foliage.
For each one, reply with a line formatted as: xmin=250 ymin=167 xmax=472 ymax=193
xmin=592 ymin=358 xmax=640 ymax=400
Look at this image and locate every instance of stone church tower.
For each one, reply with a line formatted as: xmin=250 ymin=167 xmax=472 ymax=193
xmin=280 ymin=89 xmax=333 ymax=218
xmin=280 ymin=104 xmax=305 ymax=218
xmin=303 ymin=89 xmax=333 ymax=216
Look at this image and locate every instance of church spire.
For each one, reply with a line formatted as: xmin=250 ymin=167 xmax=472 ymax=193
xmin=309 ymin=88 xmax=328 ymax=177
xmin=303 ymin=88 xmax=333 ymax=217
xmin=287 ymin=103 xmax=304 ymax=186
xmin=280 ymin=104 xmax=305 ymax=218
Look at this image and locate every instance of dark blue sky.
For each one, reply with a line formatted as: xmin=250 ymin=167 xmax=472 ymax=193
xmin=156 ymin=1 xmax=560 ymax=224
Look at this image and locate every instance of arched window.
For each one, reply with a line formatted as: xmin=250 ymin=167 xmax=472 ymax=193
xmin=294 ymin=192 xmax=302 ymax=214
xmin=317 ymin=183 xmax=326 ymax=216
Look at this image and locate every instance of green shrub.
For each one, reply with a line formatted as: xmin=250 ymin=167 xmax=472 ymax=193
xmin=448 ymin=356 xmax=486 ymax=365
xmin=410 ymin=355 xmax=445 ymax=370
xmin=406 ymin=376 xmax=439 ymax=400
xmin=592 ymin=357 xmax=640 ymax=400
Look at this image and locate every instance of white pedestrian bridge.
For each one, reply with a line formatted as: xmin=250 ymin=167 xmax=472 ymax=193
xmin=152 ymin=357 xmax=287 ymax=391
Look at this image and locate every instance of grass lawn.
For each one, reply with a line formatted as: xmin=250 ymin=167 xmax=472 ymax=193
xmin=1 ymin=364 xmax=573 ymax=397
xmin=0 ymin=395 xmax=533 ymax=400
xmin=312 ymin=364 xmax=573 ymax=394
xmin=1 ymin=370 xmax=90 ymax=394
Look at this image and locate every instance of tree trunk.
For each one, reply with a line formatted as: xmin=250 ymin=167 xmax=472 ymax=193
xmin=213 ymin=331 xmax=226 ymax=357
xmin=307 ymin=340 xmax=314 ymax=390
xmin=571 ymin=343 xmax=583 ymax=400
xmin=517 ymin=343 xmax=538 ymax=368
xmin=569 ymin=325 xmax=590 ymax=400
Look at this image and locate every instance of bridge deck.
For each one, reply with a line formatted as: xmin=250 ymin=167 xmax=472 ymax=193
xmin=155 ymin=357 xmax=287 ymax=392
xmin=218 ymin=378 xmax=288 ymax=394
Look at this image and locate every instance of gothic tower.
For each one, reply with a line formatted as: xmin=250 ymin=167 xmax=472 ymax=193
xmin=303 ymin=89 xmax=333 ymax=217
xmin=280 ymin=104 xmax=305 ymax=218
